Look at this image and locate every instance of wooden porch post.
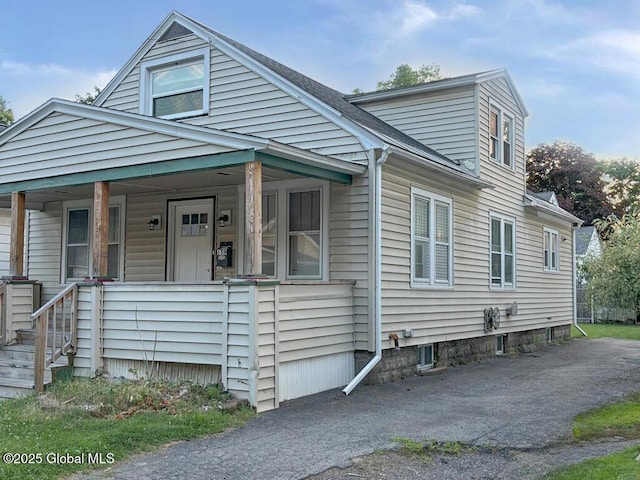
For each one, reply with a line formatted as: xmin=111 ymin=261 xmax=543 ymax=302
xmin=92 ymin=181 xmax=110 ymax=279
xmin=244 ymin=161 xmax=262 ymax=276
xmin=10 ymin=191 xmax=25 ymax=278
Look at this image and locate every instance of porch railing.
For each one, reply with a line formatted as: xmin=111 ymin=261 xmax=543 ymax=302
xmin=33 ymin=283 xmax=78 ymax=392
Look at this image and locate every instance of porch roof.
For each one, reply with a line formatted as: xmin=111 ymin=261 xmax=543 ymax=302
xmin=0 ymin=99 xmax=366 ymax=198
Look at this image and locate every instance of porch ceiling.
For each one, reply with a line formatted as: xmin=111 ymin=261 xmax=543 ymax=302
xmin=0 ymin=164 xmax=301 ymax=209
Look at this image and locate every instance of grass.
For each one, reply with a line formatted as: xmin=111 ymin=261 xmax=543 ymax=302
xmin=551 ymin=326 xmax=640 ymax=478
xmin=545 ymin=446 xmax=640 ymax=480
xmin=0 ymin=377 xmax=253 ymax=479
xmin=392 ymin=437 xmax=474 ymax=460
xmin=571 ymin=322 xmax=640 ymax=340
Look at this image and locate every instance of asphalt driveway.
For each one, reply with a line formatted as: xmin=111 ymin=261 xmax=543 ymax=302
xmin=73 ymin=337 xmax=640 ymax=479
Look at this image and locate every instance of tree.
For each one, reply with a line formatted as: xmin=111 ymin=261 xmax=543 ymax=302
xmin=74 ymin=86 xmax=102 ymax=105
xmin=599 ymin=158 xmax=640 ymax=217
xmin=526 ymin=141 xmax=613 ymax=225
xmin=376 ymin=63 xmax=442 ymax=91
xmin=0 ymin=95 xmax=14 ymax=125
xmin=584 ymin=213 xmax=640 ymax=322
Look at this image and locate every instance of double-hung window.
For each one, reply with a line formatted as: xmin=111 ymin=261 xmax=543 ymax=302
xmin=490 ymin=214 xmax=515 ymax=288
xmin=288 ymin=189 xmax=322 ymax=278
xmin=62 ymin=198 xmax=125 ymax=282
xmin=543 ymin=228 xmax=559 ymax=271
xmin=489 ymin=104 xmax=514 ymax=169
xmin=140 ymin=48 xmax=210 ymax=119
xmin=411 ymin=187 xmax=453 ymax=287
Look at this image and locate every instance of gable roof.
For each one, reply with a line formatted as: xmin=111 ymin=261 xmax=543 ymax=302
xmin=529 ymin=191 xmax=558 ymax=206
xmin=347 ymin=69 xmax=529 ymax=118
xmin=94 ymin=11 xmax=482 ymax=184
xmin=524 ymin=190 xmax=582 ymax=225
xmin=575 ymin=226 xmax=599 ymax=256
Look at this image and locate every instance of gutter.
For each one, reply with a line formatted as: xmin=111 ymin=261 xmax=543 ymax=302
xmin=573 ymin=226 xmax=588 ymax=337
xmin=343 ymin=146 xmax=389 ymax=395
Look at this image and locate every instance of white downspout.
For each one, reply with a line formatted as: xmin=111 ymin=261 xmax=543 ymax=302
xmin=572 ymin=225 xmax=588 ymax=336
xmin=343 ymin=146 xmax=389 ymax=395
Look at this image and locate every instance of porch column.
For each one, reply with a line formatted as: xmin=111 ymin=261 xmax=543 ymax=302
xmin=10 ymin=191 xmax=25 ymax=277
xmin=92 ymin=181 xmax=110 ymax=278
xmin=244 ymin=161 xmax=262 ymax=276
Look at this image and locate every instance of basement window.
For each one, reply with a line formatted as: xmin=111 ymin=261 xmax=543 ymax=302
xmin=417 ymin=344 xmax=434 ymax=370
xmin=546 ymin=327 xmax=553 ymax=343
xmin=496 ymin=335 xmax=505 ymax=355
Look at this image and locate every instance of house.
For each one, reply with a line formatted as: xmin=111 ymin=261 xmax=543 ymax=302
xmin=0 ymin=12 xmax=581 ymax=410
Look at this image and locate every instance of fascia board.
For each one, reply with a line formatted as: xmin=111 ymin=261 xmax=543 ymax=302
xmin=262 ymin=141 xmax=367 ymax=175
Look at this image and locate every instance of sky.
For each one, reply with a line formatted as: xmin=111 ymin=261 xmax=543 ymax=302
xmin=0 ymin=0 xmax=638 ymax=159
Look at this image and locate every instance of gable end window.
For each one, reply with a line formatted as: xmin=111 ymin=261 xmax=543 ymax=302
xmin=411 ymin=187 xmax=453 ymax=287
xmin=489 ymin=104 xmax=514 ymax=169
xmin=140 ymin=48 xmax=210 ymax=119
xmin=544 ymin=228 xmax=559 ymax=272
xmin=490 ymin=213 xmax=516 ymax=288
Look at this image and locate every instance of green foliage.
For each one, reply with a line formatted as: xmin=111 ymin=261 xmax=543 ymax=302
xmin=584 ymin=212 xmax=640 ymax=320
xmin=573 ymin=393 xmax=640 ymax=440
xmin=571 ymin=323 xmax=640 ymax=340
xmin=527 ymin=141 xmax=613 ymax=225
xmin=0 ymin=378 xmax=252 ymax=479
xmin=74 ymin=86 xmax=102 ymax=105
xmin=599 ymin=158 xmax=640 ymax=217
xmin=546 ymin=446 xmax=640 ymax=480
xmin=393 ymin=437 xmax=474 ymax=460
xmin=0 ymin=95 xmax=14 ymax=125
xmin=376 ymin=63 xmax=442 ymax=91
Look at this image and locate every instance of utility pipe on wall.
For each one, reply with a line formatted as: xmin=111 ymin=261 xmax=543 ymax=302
xmin=343 ymin=146 xmax=389 ymax=395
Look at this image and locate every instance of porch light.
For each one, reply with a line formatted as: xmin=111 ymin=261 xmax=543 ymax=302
xmin=217 ymin=214 xmax=229 ymax=227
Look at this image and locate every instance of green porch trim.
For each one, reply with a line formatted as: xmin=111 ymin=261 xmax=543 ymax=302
xmin=0 ymin=150 xmax=255 ymax=195
xmin=255 ymin=152 xmax=353 ymax=184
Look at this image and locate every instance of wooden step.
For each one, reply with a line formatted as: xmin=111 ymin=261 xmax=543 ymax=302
xmin=0 ymin=378 xmax=35 ymax=399
xmin=16 ymin=329 xmax=69 ymax=346
xmin=0 ymin=344 xmax=35 ymax=362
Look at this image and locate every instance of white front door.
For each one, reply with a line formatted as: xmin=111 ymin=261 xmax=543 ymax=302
xmin=168 ymin=199 xmax=214 ymax=281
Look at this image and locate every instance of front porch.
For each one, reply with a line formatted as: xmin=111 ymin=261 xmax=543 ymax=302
xmin=0 ymin=279 xmax=356 ymax=412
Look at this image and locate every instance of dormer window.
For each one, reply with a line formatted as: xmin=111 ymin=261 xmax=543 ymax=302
xmin=140 ymin=47 xmax=210 ymax=119
xmin=489 ymin=103 xmax=514 ymax=169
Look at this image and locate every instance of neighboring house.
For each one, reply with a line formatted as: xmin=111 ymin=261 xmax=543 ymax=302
xmin=575 ymin=225 xmax=602 ymax=266
xmin=0 ymin=12 xmax=581 ymax=409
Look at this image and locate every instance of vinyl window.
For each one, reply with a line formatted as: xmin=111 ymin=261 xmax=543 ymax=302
xmin=490 ymin=214 xmax=516 ymax=288
xmin=411 ymin=187 xmax=453 ymax=287
xmin=544 ymin=228 xmax=559 ymax=271
xmin=489 ymin=104 xmax=514 ymax=169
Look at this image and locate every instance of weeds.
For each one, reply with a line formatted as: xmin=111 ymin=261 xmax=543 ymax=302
xmin=393 ymin=437 xmax=474 ymax=460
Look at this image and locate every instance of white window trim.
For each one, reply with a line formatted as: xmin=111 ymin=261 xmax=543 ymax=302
xmin=140 ymin=47 xmax=210 ymax=119
xmin=543 ymin=227 xmax=560 ymax=272
xmin=410 ymin=186 xmax=454 ymax=289
xmin=237 ymin=178 xmax=330 ymax=280
xmin=489 ymin=212 xmax=516 ymax=289
xmin=61 ymin=196 xmax=126 ymax=283
xmin=489 ymin=100 xmax=515 ymax=171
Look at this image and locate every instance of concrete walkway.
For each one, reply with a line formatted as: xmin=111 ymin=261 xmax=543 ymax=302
xmin=73 ymin=337 xmax=640 ymax=480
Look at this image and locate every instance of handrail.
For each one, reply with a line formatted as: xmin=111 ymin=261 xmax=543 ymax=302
xmin=0 ymin=282 xmax=5 ymax=346
xmin=33 ymin=283 xmax=78 ymax=392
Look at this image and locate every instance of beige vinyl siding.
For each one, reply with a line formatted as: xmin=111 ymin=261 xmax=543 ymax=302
xmin=26 ymin=205 xmax=62 ymax=302
xmin=380 ymin=158 xmax=574 ymax=346
xmin=257 ymin=286 xmax=277 ymax=412
xmin=329 ymin=178 xmax=370 ymax=350
xmin=73 ymin=286 xmax=93 ymax=377
xmin=101 ymin=284 xmax=225 ymax=364
xmin=124 ymin=185 xmax=238 ymax=282
xmin=100 ymin=34 xmax=367 ymax=162
xmin=101 ymin=34 xmax=210 ymax=112
xmin=277 ymin=282 xmax=355 ymax=401
xmin=0 ymin=113 xmax=234 ymax=184
xmin=478 ymin=77 xmax=526 ymax=200
xmin=0 ymin=210 xmax=10 ymax=275
xmin=358 ymin=87 xmax=477 ymax=168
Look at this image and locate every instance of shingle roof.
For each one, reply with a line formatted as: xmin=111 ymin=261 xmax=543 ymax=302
xmin=187 ymin=16 xmax=469 ymax=175
xmin=575 ymin=226 xmax=597 ymax=256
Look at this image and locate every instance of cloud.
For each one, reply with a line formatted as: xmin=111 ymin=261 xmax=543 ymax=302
xmin=393 ymin=1 xmax=439 ymax=38
xmin=0 ymin=61 xmax=117 ymax=119
xmin=539 ymin=29 xmax=640 ymax=80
